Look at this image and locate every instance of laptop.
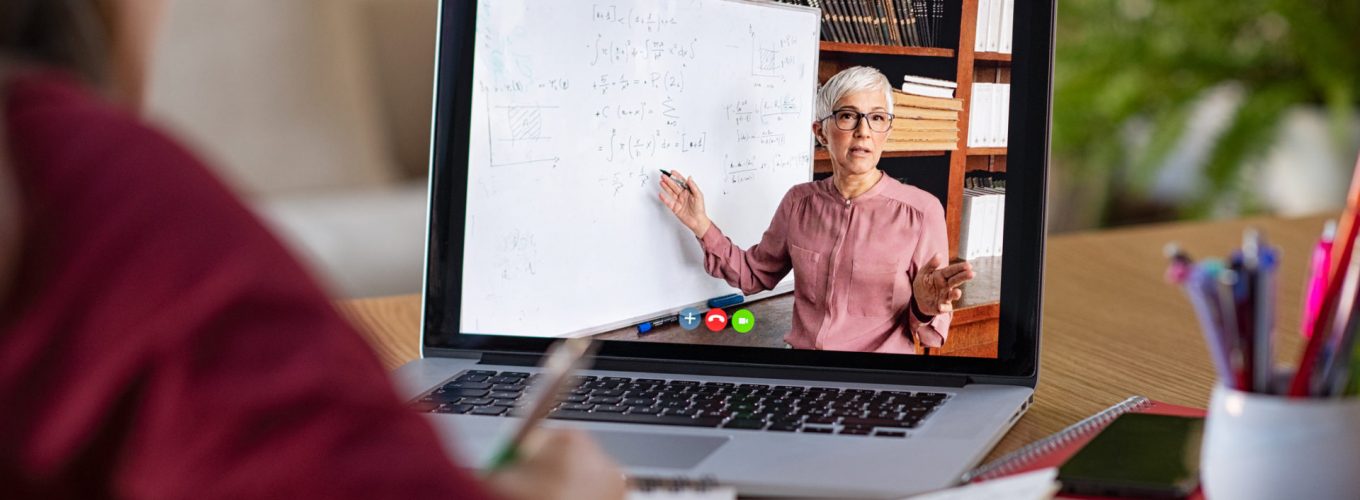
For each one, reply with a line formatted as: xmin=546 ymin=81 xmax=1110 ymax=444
xmin=394 ymin=0 xmax=1055 ymax=497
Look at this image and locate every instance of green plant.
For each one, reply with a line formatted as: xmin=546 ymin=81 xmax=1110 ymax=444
xmin=1052 ymin=0 xmax=1359 ymax=225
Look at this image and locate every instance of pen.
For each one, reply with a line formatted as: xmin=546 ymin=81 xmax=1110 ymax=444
xmin=659 ymin=169 xmax=690 ymax=191
xmin=1292 ymin=155 xmax=1360 ymax=397
xmin=486 ymin=338 xmax=597 ymax=471
xmin=637 ymin=315 xmax=679 ymax=334
xmin=1302 ymin=220 xmax=1337 ymax=340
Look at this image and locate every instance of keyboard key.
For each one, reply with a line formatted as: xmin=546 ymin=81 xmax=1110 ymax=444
xmin=503 ymin=372 xmax=530 ymax=378
xmin=629 ymin=406 xmax=662 ymax=415
xmin=489 ymin=391 xmax=521 ymax=400
xmin=550 ymin=410 xmax=723 ymax=428
xmin=841 ymin=417 xmax=916 ymax=429
xmin=588 ymin=396 xmax=623 ymax=405
xmin=839 ymin=427 xmax=872 ymax=435
xmin=723 ymin=418 xmax=767 ymax=430
xmin=491 ymin=384 xmax=524 ymax=392
xmin=439 ymin=404 xmax=473 ymax=414
xmin=874 ymin=430 xmax=908 ymax=438
xmin=460 ymin=398 xmax=493 ymax=406
xmin=558 ymin=403 xmax=595 ymax=412
xmin=465 ymin=370 xmax=497 ymax=376
xmin=802 ymin=427 xmax=834 ymax=433
xmin=492 ymin=399 xmax=518 ymax=407
xmin=768 ymin=422 xmax=801 ymax=431
xmin=594 ymin=405 xmax=628 ymax=413
xmin=470 ymin=406 xmax=507 ymax=416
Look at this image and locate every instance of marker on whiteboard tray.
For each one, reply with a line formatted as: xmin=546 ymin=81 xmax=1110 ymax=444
xmin=636 ymin=316 xmax=680 ymax=334
xmin=659 ymin=169 xmax=691 ymax=191
xmin=707 ymin=294 xmax=745 ymax=309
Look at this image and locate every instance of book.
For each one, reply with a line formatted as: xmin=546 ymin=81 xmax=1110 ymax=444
xmin=892 ymin=90 xmax=963 ymax=111
xmin=975 ymin=0 xmax=992 ymax=52
xmin=999 ymin=0 xmax=1015 ymax=54
xmin=900 ymin=82 xmax=955 ymax=99
xmin=882 ymin=140 xmax=957 ymax=152
xmin=967 ymin=83 xmax=1009 ymax=148
xmin=963 ymin=396 xmax=1207 ymax=496
xmin=888 ymin=130 xmax=958 ymax=143
xmin=892 ymin=118 xmax=959 ymax=131
xmin=985 ymin=0 xmax=1003 ymax=52
xmin=894 ymin=106 xmax=957 ymax=121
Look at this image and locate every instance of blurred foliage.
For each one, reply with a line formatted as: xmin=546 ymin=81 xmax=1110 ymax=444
xmin=1052 ymin=0 xmax=1359 ymax=225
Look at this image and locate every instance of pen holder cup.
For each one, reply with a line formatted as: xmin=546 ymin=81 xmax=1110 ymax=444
xmin=1201 ymin=385 xmax=1360 ymax=500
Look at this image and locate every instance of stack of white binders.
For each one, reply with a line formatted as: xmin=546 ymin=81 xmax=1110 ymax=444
xmin=966 ymin=83 xmax=1009 ymax=148
xmin=959 ymin=185 xmax=1005 ymax=261
xmin=974 ymin=0 xmax=1014 ymax=54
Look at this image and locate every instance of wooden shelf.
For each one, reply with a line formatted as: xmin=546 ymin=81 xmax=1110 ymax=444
xmin=966 ymin=147 xmax=1007 ymax=156
xmin=974 ymin=51 xmax=1012 ymax=62
xmin=818 ymin=41 xmax=955 ymax=58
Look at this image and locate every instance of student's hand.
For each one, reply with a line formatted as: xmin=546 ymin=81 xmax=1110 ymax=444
xmin=484 ymin=428 xmax=627 ymax=500
xmin=913 ymin=255 xmax=974 ymax=316
xmin=657 ymin=169 xmax=712 ymax=238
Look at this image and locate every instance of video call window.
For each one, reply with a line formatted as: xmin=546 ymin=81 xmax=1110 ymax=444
xmin=459 ymin=0 xmax=1013 ymax=359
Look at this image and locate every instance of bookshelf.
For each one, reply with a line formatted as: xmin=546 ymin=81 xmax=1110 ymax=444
xmin=813 ymin=0 xmax=1007 ymax=357
xmin=815 ymin=0 xmax=1008 ymax=261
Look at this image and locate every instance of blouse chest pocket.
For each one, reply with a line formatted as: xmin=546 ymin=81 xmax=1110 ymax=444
xmin=789 ymin=244 xmax=825 ymax=306
xmin=848 ymin=258 xmax=900 ymax=317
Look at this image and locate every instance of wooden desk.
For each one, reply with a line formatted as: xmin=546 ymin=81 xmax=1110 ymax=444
xmin=337 ymin=214 xmax=1326 ymax=463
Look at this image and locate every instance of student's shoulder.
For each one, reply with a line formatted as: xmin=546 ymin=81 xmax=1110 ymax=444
xmin=879 ymin=176 xmax=944 ymax=216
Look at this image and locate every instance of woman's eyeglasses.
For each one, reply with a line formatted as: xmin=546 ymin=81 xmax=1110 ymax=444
xmin=820 ymin=110 xmax=894 ymax=132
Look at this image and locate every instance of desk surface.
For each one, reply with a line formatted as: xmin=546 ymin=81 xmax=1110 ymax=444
xmin=337 ymin=214 xmax=1325 ymax=464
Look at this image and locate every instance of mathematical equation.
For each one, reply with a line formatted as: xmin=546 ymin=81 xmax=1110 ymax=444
xmin=591 ymin=4 xmax=680 ymax=33
xmin=590 ymin=71 xmax=685 ymax=95
xmin=724 ymin=152 xmax=812 ymax=185
xmin=592 ymin=98 xmax=680 ymax=124
xmin=724 ymin=96 xmax=802 ymax=126
xmin=482 ymin=77 xmax=572 ymax=94
xmin=599 ymin=128 xmax=708 ymax=162
xmin=587 ymin=34 xmax=698 ymax=67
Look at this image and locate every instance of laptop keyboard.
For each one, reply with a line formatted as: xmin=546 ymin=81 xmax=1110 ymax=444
xmin=411 ymin=370 xmax=949 ymax=438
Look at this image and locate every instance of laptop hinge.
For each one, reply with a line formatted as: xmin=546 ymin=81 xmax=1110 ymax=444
xmin=478 ymin=353 xmax=969 ymax=387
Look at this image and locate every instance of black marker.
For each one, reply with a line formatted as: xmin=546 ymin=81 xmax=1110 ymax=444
xmin=659 ymin=169 xmax=691 ymax=191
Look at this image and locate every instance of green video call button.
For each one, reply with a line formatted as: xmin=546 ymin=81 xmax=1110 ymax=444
xmin=731 ymin=309 xmax=755 ymax=333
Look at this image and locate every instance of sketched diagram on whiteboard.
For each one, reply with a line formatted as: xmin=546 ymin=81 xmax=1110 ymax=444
xmin=487 ymin=101 xmax=561 ymax=168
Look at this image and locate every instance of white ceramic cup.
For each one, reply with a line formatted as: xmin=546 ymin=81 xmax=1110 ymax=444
xmin=1201 ymin=384 xmax=1360 ymax=500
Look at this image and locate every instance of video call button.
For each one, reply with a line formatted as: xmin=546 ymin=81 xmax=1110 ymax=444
xmin=704 ymin=308 xmax=728 ymax=332
xmin=731 ymin=309 xmax=755 ymax=333
xmin=678 ymin=307 xmax=703 ymax=331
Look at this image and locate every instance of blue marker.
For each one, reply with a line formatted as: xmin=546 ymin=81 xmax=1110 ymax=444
xmin=707 ymin=294 xmax=745 ymax=309
xmin=637 ymin=316 xmax=680 ymax=334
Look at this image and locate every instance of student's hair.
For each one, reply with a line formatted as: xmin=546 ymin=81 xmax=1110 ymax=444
xmin=815 ymin=66 xmax=894 ymax=121
xmin=0 ymin=0 xmax=115 ymax=85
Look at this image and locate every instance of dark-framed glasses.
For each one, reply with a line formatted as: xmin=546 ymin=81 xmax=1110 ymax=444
xmin=821 ymin=110 xmax=894 ymax=132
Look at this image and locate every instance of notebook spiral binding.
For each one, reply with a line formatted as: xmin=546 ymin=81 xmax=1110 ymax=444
xmin=629 ymin=476 xmax=721 ymax=492
xmin=961 ymin=395 xmax=1151 ymax=483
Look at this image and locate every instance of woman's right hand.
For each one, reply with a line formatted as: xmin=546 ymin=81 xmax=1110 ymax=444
xmin=657 ymin=169 xmax=712 ymax=238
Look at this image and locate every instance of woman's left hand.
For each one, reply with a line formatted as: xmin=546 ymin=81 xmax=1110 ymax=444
xmin=912 ymin=255 xmax=974 ymax=316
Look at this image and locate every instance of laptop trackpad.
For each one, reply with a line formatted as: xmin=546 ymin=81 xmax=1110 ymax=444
xmin=589 ymin=430 xmax=728 ymax=469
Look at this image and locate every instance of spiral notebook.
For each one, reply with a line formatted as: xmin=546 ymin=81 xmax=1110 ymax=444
xmin=963 ymin=396 xmax=1206 ymax=499
xmin=627 ymin=477 xmax=735 ymax=500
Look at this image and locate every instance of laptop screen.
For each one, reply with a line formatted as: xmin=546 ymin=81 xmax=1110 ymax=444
xmin=430 ymin=0 xmax=1048 ymax=370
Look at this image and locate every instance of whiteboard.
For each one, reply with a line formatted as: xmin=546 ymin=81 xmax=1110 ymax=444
xmin=460 ymin=0 xmax=819 ymax=337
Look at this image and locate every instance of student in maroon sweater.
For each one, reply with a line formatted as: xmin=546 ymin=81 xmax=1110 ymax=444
xmin=0 ymin=1 xmax=625 ymax=499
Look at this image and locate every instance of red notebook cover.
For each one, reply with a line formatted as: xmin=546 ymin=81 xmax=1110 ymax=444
xmin=964 ymin=396 xmax=1207 ymax=500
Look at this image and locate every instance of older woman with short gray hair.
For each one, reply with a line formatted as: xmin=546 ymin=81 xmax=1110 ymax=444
xmin=658 ymin=66 xmax=973 ymax=354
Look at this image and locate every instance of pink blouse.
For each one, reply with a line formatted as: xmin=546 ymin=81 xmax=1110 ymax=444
xmin=698 ymin=175 xmax=952 ymax=354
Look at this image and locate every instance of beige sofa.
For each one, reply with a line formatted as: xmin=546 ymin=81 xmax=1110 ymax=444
xmin=146 ymin=0 xmax=438 ymax=297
